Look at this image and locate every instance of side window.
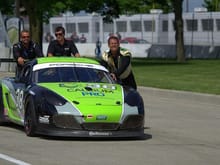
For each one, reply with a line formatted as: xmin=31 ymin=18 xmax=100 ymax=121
xmin=20 ymin=65 xmax=31 ymax=83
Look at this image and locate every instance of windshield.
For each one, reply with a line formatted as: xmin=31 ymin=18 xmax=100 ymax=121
xmin=34 ymin=67 xmax=114 ymax=83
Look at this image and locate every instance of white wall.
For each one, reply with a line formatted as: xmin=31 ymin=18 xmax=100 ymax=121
xmin=43 ymin=43 xmax=152 ymax=58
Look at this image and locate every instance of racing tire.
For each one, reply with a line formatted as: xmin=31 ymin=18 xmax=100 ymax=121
xmin=24 ymin=98 xmax=38 ymax=137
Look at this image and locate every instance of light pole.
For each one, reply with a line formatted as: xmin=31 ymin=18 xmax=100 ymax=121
xmin=186 ymin=0 xmax=189 ymax=12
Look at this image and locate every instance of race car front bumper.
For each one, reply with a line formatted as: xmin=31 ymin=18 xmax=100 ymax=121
xmin=35 ymin=124 xmax=145 ymax=138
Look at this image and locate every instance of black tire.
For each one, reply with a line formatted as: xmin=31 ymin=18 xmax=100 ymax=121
xmin=24 ymin=98 xmax=38 ymax=136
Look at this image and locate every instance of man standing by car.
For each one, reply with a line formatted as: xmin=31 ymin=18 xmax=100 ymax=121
xmin=47 ymin=26 xmax=80 ymax=57
xmin=13 ymin=29 xmax=43 ymax=77
xmin=101 ymin=36 xmax=137 ymax=90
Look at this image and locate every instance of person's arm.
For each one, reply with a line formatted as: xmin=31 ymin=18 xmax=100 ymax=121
xmin=13 ymin=44 xmax=20 ymax=60
xmin=114 ymin=55 xmax=130 ymax=77
xmin=13 ymin=44 xmax=25 ymax=65
xmin=74 ymin=53 xmax=80 ymax=57
xmin=70 ymin=41 xmax=80 ymax=57
xmin=47 ymin=41 xmax=54 ymax=57
xmin=34 ymin=43 xmax=44 ymax=57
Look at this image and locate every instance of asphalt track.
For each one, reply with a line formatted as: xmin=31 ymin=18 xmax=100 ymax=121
xmin=0 ymin=72 xmax=220 ymax=165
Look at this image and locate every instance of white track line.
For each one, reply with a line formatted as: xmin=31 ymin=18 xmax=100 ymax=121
xmin=0 ymin=153 xmax=31 ymax=165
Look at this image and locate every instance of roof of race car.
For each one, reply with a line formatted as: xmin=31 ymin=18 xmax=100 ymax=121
xmin=33 ymin=57 xmax=107 ymax=71
xmin=36 ymin=57 xmax=100 ymax=65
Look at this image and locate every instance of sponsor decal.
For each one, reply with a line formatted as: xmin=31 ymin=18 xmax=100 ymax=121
xmin=89 ymin=131 xmax=112 ymax=136
xmin=15 ymin=88 xmax=24 ymax=117
xmin=59 ymin=83 xmax=115 ymax=96
xmin=96 ymin=115 xmax=107 ymax=120
xmin=59 ymin=84 xmax=78 ymax=88
xmin=87 ymin=114 xmax=93 ymax=119
xmin=33 ymin=63 xmax=108 ymax=72
xmin=82 ymin=91 xmax=104 ymax=96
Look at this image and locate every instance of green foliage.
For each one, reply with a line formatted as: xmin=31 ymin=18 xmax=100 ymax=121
xmin=203 ymin=0 xmax=220 ymax=11
xmin=1 ymin=0 xmax=174 ymax=22
xmin=0 ymin=0 xmax=14 ymax=15
xmin=132 ymin=58 xmax=220 ymax=95
xmin=1 ymin=0 xmax=181 ymax=54
xmin=118 ymin=0 xmax=172 ymax=14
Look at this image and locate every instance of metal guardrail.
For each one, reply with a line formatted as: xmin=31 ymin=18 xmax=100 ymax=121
xmin=0 ymin=58 xmax=16 ymax=63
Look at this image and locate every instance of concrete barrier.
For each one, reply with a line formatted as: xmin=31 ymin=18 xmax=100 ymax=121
xmin=1 ymin=43 xmax=220 ymax=72
xmin=0 ymin=45 xmax=16 ymax=72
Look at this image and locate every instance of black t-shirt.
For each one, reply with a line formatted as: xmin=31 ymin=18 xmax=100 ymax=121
xmin=47 ymin=39 xmax=79 ymax=56
xmin=13 ymin=41 xmax=43 ymax=60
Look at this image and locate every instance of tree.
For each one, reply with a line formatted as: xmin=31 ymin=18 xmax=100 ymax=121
xmin=1 ymin=0 xmax=59 ymax=48
xmin=0 ymin=0 xmax=14 ymax=15
xmin=118 ymin=0 xmax=172 ymax=14
xmin=172 ymin=0 xmax=185 ymax=62
xmin=203 ymin=0 xmax=220 ymax=11
xmin=2 ymin=0 xmax=185 ymax=62
xmin=118 ymin=0 xmax=185 ymax=62
xmin=2 ymin=0 xmax=120 ymax=49
xmin=18 ymin=0 xmax=121 ymax=48
xmin=21 ymin=0 xmax=43 ymax=48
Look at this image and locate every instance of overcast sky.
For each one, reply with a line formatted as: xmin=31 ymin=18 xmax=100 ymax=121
xmin=183 ymin=0 xmax=205 ymax=12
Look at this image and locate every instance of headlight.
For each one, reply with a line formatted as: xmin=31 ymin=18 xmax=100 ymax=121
xmin=124 ymin=90 xmax=144 ymax=115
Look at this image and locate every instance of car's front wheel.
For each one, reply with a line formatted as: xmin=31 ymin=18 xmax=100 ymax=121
xmin=24 ymin=98 xmax=37 ymax=136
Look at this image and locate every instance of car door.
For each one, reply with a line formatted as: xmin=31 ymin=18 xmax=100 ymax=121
xmin=13 ymin=65 xmax=32 ymax=122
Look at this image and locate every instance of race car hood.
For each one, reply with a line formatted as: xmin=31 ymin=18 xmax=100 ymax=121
xmin=38 ymin=82 xmax=124 ymax=122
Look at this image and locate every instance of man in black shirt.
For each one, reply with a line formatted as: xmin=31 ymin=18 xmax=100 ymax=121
xmin=13 ymin=30 xmax=43 ymax=77
xmin=47 ymin=26 xmax=80 ymax=57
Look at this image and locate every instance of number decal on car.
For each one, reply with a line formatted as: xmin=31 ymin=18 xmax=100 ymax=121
xmin=16 ymin=88 xmax=24 ymax=111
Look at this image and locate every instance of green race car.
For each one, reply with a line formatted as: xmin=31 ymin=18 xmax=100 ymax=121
xmin=0 ymin=57 xmax=145 ymax=138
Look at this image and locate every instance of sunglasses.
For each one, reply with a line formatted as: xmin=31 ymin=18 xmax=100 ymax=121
xmin=55 ymin=32 xmax=63 ymax=37
xmin=21 ymin=36 xmax=30 ymax=39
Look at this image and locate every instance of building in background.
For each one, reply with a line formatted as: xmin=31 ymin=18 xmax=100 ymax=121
xmin=48 ymin=10 xmax=220 ymax=46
